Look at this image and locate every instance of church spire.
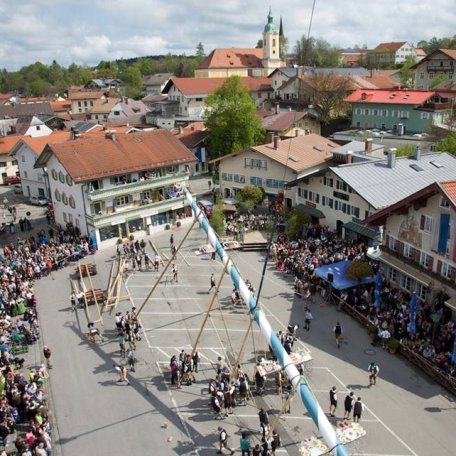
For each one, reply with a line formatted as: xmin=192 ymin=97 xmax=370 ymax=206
xmin=279 ymin=15 xmax=284 ymax=36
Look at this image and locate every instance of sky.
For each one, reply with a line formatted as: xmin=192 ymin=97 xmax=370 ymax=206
xmin=0 ymin=0 xmax=455 ymax=70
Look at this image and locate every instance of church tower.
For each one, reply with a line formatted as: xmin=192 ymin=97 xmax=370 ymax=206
xmin=262 ymin=7 xmax=283 ymax=74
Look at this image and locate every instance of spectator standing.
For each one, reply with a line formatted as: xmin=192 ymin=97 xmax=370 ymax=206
xmin=304 ymin=308 xmax=313 ymax=331
xmin=344 ymin=392 xmax=355 ymax=419
xmin=192 ymin=351 xmax=200 ymax=373
xmin=333 ymin=322 xmax=342 ymax=348
xmin=217 ymin=427 xmax=234 ymax=455
xmin=353 ymin=397 xmax=364 ymax=423
xmin=329 ymin=386 xmax=337 ymax=416
xmin=172 ymin=264 xmax=178 ymax=282
xmin=368 ymin=362 xmax=379 ymax=386
xmin=43 ymin=346 xmax=52 ymax=369
xmin=270 ymin=429 xmax=281 ymax=455
xmin=126 ymin=348 xmax=136 ymax=372
xmin=240 ymin=432 xmax=251 ymax=456
xmin=170 ymin=234 xmax=174 ymax=250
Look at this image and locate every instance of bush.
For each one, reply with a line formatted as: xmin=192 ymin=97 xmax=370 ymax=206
xmin=176 ymin=221 xmax=181 ymax=227
xmin=129 ymin=234 xmax=134 ymax=241
xmin=368 ymin=324 xmax=378 ymax=336
xmin=346 ymin=261 xmax=374 ymax=281
xmin=165 ymin=224 xmax=171 ymax=230
xmin=387 ymin=339 xmax=400 ymax=353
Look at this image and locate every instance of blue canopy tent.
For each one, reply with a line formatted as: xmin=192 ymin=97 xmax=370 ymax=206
xmin=315 ymin=260 xmax=375 ymax=290
xmin=374 ymin=271 xmax=382 ymax=308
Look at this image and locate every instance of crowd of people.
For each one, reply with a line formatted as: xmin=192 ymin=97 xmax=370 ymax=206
xmin=269 ymin=223 xmax=456 ymax=383
xmin=0 ymin=222 xmax=96 ymax=454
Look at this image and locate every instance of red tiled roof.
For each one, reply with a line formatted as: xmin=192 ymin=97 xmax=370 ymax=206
xmin=172 ymin=122 xmax=209 ymax=148
xmin=372 ymin=42 xmax=407 ymax=53
xmin=259 ymin=110 xmax=308 ymax=132
xmin=50 ymin=100 xmax=71 ymax=112
xmin=415 ymin=48 xmax=426 ymax=57
xmin=19 ymin=132 xmax=72 ymax=155
xmin=358 ymin=75 xmax=400 ymax=90
xmin=440 ymin=49 xmax=456 ymax=60
xmin=344 ymin=89 xmax=435 ymax=104
xmin=0 ymin=135 xmax=23 ymax=155
xmin=440 ymin=180 xmax=456 ymax=206
xmin=44 ymin=130 xmax=196 ymax=182
xmin=68 ymin=91 xmax=104 ymax=101
xmin=168 ymin=77 xmax=272 ymax=96
xmin=198 ymin=48 xmax=264 ymax=70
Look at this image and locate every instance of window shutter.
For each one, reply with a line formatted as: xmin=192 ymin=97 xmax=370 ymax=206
xmin=437 ymin=260 xmax=442 ymax=273
xmin=412 ymin=248 xmax=420 ymax=262
xmin=450 ymin=267 xmax=456 ymax=281
xmin=385 ymin=234 xmax=390 ymax=247
xmin=427 ymin=255 xmax=434 ymax=271
xmin=420 ymin=215 xmax=425 ymax=230
xmin=396 ymin=241 xmax=404 ymax=252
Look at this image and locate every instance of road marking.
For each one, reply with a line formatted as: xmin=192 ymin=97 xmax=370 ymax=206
xmin=156 ymin=362 xmax=199 ymax=455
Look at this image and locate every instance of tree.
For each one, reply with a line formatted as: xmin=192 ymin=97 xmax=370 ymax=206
xmin=299 ymin=73 xmax=353 ymax=124
xmin=204 ymin=76 xmax=266 ymax=157
xmin=279 ymin=35 xmax=288 ymax=61
xmin=396 ymin=145 xmax=415 ymax=157
xmin=434 ymin=131 xmax=456 ymax=156
xmin=399 ymin=55 xmax=417 ymax=88
xmin=196 ymin=42 xmax=205 ymax=58
xmin=235 ymin=185 xmax=265 ymax=210
xmin=122 ymin=66 xmax=143 ymax=99
xmin=294 ymin=36 xmax=341 ymax=67
xmin=209 ymin=202 xmax=225 ymax=235
xmin=286 ymin=209 xmax=310 ymax=239
xmin=256 ymin=40 xmax=263 ymax=48
xmin=430 ymin=74 xmax=449 ymax=88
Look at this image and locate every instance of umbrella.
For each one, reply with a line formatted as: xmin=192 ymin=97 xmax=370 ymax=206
xmin=407 ymin=292 xmax=417 ymax=335
xmin=451 ymin=330 xmax=456 ymax=365
xmin=374 ymin=271 xmax=382 ymax=309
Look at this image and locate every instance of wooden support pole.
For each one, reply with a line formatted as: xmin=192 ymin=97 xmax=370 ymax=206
xmin=135 ymin=212 xmax=202 ymax=318
xmin=86 ymin=264 xmax=103 ymax=326
xmin=190 ymin=262 xmax=229 ymax=361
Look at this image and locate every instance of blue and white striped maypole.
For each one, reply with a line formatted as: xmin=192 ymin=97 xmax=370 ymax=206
xmin=184 ymin=187 xmax=349 ymax=456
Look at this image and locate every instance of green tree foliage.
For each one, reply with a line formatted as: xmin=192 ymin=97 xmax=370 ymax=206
xmin=122 ymin=66 xmax=142 ymax=99
xmin=256 ymin=40 xmax=263 ymax=48
xmin=196 ymin=42 xmax=205 ymax=58
xmin=279 ymin=35 xmax=288 ymax=61
xmin=346 ymin=261 xmax=374 ymax=281
xmin=417 ymin=35 xmax=456 ymax=54
xmin=286 ymin=209 xmax=310 ymax=239
xmin=399 ymin=55 xmax=417 ymax=88
xmin=396 ymin=145 xmax=415 ymax=157
xmin=294 ymin=36 xmax=341 ymax=67
xmin=209 ymin=202 xmax=225 ymax=236
xmin=204 ymin=76 xmax=266 ymax=157
xmin=434 ymin=131 xmax=456 ymax=156
xmin=234 ymin=186 xmax=265 ymax=209
xmin=430 ymin=74 xmax=449 ymax=88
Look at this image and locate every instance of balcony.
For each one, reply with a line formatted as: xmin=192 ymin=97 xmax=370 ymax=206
xmin=86 ymin=196 xmax=186 ymax=228
xmin=427 ymin=65 xmax=453 ymax=71
xmin=87 ymin=173 xmax=189 ymax=202
xmin=421 ymin=102 xmax=452 ymax=110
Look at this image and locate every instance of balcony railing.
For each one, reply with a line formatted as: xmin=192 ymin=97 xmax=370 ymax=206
xmin=86 ymin=196 xmax=186 ymax=228
xmin=87 ymin=173 xmax=189 ymax=202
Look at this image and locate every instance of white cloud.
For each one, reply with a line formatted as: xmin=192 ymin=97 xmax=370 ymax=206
xmin=0 ymin=0 xmax=455 ymax=69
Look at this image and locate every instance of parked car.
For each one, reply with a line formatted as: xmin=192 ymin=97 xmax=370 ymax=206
xmin=29 ymin=196 xmax=49 ymax=206
xmin=3 ymin=175 xmax=21 ymax=185
xmin=13 ymin=185 xmax=22 ymax=194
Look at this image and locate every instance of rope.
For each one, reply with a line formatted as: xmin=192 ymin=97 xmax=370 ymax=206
xmin=216 ymin=290 xmax=236 ymax=367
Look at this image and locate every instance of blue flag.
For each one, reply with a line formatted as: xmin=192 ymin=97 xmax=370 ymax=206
xmin=451 ymin=330 xmax=456 ymax=365
xmin=374 ymin=271 xmax=382 ymax=309
xmin=407 ymin=292 xmax=417 ymax=335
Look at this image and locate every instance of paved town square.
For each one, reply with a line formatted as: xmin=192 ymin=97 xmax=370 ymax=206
xmin=34 ymin=223 xmax=456 ymax=456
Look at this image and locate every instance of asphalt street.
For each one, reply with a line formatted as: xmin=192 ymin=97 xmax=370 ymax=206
xmin=34 ymin=221 xmax=456 ymax=456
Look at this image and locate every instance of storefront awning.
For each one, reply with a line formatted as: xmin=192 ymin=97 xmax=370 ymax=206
xmin=367 ymin=247 xmax=431 ymax=287
xmin=444 ymin=296 xmax=456 ymax=313
xmin=294 ymin=204 xmax=325 ymax=219
xmin=344 ymin=221 xmax=379 ymax=240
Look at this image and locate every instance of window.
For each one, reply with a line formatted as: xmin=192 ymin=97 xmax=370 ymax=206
xmin=21 ymin=155 xmax=25 ymax=163
xmin=429 ymin=72 xmax=434 ymax=79
xmin=266 ymin=179 xmax=284 ymax=188
xmin=115 ymin=195 xmax=131 ymax=206
xmin=75 ymin=218 xmax=80 ymax=229
xmin=324 ymin=176 xmax=333 ymax=187
xmin=440 ymin=197 xmax=450 ymax=208
xmin=372 ymin=109 xmax=378 ymax=116
xmin=420 ymin=252 xmax=431 ymax=268
xmin=69 ymin=196 xmax=76 ymax=209
xmin=388 ymin=236 xmax=397 ymax=250
xmin=59 ymin=171 xmax=65 ymax=183
xmin=78 ymin=101 xmax=81 ymax=107
xmin=441 ymin=262 xmax=451 ymax=279
xmin=420 ymin=72 xmax=424 ymax=79
xmin=36 ymin=126 xmax=40 ymax=131
xmin=61 ymin=192 xmax=68 ymax=205
xmin=420 ymin=215 xmax=433 ymax=232
xmin=336 ymin=180 xmax=348 ymax=192
xmin=400 ymin=273 xmax=412 ymax=291
xmin=221 ymin=173 xmax=233 ymax=182
xmin=83 ymin=101 xmax=87 ymax=107
xmin=24 ymin=171 xmax=28 ymax=178
xmin=392 ymin=110 xmax=399 ymax=118
xmin=420 ymin=112 xmax=430 ymax=120
xmin=244 ymin=158 xmax=267 ymax=170
xmin=449 ymin=72 xmax=454 ymax=80
xmin=63 ymin=212 xmax=67 ymax=223
xmin=403 ymin=243 xmax=413 ymax=258
xmin=381 ymin=109 xmax=388 ymax=117
xmin=355 ymin=108 xmax=361 ymax=115
xmin=54 ymin=189 xmax=61 ymax=202
xmin=364 ymin=108 xmax=370 ymax=115
xmin=250 ymin=176 xmax=263 ymax=186
xmin=51 ymin=169 xmax=58 ymax=180
xmin=389 ymin=268 xmax=397 ymax=283
xmin=113 ymin=111 xmax=120 ymax=116
xmin=66 ymin=175 xmax=73 ymax=186
xmin=416 ymin=283 xmax=428 ymax=301
xmin=233 ymin=174 xmax=245 ymax=183
xmin=68 ymin=213 xmax=73 ymax=223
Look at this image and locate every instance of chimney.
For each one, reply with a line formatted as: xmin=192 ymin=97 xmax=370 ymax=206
xmin=267 ymin=132 xmax=274 ymax=143
xmin=365 ymin=138 xmax=373 ymax=154
xmin=275 ymin=103 xmax=280 ymax=115
xmin=273 ymin=135 xmax=280 ymax=149
xmin=105 ymin=130 xmax=117 ymax=141
xmin=346 ymin=151 xmax=353 ymax=164
xmin=387 ymin=148 xmax=397 ymax=168
xmin=414 ymin=145 xmax=421 ymax=161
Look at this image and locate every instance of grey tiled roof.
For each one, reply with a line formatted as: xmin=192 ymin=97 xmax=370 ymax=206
xmin=330 ymin=152 xmax=456 ymax=210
